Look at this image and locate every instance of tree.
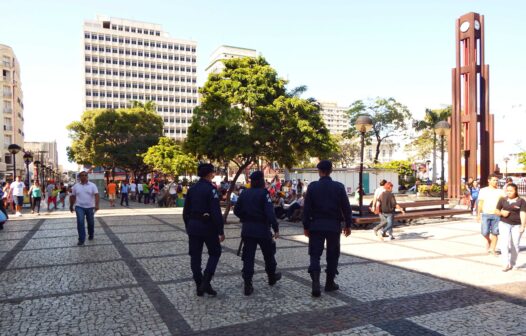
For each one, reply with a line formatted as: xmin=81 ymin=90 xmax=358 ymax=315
xmin=519 ymin=152 xmax=526 ymax=167
xmin=409 ymin=106 xmax=452 ymax=182
xmin=67 ymin=107 xmax=164 ymax=176
xmin=345 ymin=97 xmax=412 ymax=164
xmin=327 ymin=135 xmax=360 ymax=168
xmin=143 ymin=137 xmax=197 ymax=178
xmin=185 ymin=56 xmax=336 ymax=220
xmin=374 ymin=160 xmax=414 ymax=187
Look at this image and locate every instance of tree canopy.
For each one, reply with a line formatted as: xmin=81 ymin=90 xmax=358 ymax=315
xmin=67 ymin=106 xmax=164 ymax=172
xmin=344 ymin=97 xmax=412 ymax=164
xmin=143 ymin=137 xmax=197 ymax=177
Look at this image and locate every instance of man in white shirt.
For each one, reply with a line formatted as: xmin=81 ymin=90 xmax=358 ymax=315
xmin=371 ymin=180 xmax=387 ymax=236
xmin=10 ymin=176 xmax=26 ymax=217
xmin=129 ymin=181 xmax=137 ymax=201
xmin=137 ymin=181 xmax=144 ymax=203
xmin=477 ymin=173 xmax=505 ymax=254
xmin=70 ymin=172 xmax=100 ymax=246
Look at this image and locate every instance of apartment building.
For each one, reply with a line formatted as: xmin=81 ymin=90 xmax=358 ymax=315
xmin=319 ymin=102 xmax=350 ymax=135
xmin=83 ymin=16 xmax=198 ymax=139
xmin=1 ymin=44 xmax=25 ymax=180
xmin=205 ymin=45 xmax=257 ymax=77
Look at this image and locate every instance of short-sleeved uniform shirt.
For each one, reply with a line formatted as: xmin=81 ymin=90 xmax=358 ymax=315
xmin=478 ymin=187 xmax=505 ymax=214
xmin=496 ymin=197 xmax=526 ymax=225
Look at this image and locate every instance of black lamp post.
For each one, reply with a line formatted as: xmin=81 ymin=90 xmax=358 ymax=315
xmin=23 ymin=151 xmax=33 ymax=187
xmin=435 ymin=121 xmax=451 ymax=210
xmin=33 ymin=160 xmax=41 ymax=183
xmin=8 ymin=144 xmax=21 ymax=181
xmin=355 ymin=115 xmax=373 ymax=216
xmin=503 ymin=157 xmax=510 ymax=178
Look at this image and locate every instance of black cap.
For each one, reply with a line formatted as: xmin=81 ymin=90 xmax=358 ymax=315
xmin=197 ymin=163 xmax=215 ymax=177
xmin=250 ymin=170 xmax=264 ymax=182
xmin=316 ymin=160 xmax=332 ymax=171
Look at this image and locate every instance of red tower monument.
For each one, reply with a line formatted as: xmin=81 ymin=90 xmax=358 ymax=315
xmin=449 ymin=12 xmax=495 ymax=198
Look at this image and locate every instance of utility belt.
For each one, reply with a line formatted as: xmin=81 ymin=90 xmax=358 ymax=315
xmin=189 ymin=213 xmax=211 ymax=221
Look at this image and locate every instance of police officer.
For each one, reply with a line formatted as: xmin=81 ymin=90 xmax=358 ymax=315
xmin=234 ymin=171 xmax=281 ymax=296
xmin=183 ymin=163 xmax=225 ymax=297
xmin=303 ymin=160 xmax=352 ymax=297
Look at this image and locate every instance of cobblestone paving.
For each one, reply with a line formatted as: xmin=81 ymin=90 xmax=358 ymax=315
xmin=0 ymin=205 xmax=525 ymax=335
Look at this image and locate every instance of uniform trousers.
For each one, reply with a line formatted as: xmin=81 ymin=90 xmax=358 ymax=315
xmin=188 ymin=234 xmax=221 ymax=282
xmin=308 ymin=230 xmax=340 ymax=275
xmin=241 ymin=236 xmax=277 ymax=280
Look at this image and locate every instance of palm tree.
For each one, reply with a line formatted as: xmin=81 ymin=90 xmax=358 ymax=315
xmin=415 ymin=107 xmax=451 ymax=183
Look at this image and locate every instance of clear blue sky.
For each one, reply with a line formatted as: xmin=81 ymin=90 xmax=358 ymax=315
xmin=1 ymin=0 xmax=525 ymax=169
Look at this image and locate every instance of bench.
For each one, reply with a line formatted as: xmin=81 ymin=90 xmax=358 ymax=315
xmin=353 ymin=208 xmax=471 ymax=225
xmin=397 ymin=199 xmax=449 ymax=210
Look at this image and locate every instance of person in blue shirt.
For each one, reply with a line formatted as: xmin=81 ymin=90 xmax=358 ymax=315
xmin=183 ymin=163 xmax=225 ymax=297
xmin=234 ymin=171 xmax=281 ymax=295
xmin=303 ymin=160 xmax=352 ymax=297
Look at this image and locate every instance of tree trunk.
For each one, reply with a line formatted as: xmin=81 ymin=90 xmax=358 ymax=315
xmin=374 ymin=137 xmax=382 ymax=164
xmin=432 ymin=132 xmax=437 ymax=183
xmin=222 ymin=158 xmax=252 ymax=223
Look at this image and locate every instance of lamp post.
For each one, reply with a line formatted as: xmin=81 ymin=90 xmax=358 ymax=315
xmin=503 ymin=157 xmax=510 ymax=178
xmin=7 ymin=144 xmax=21 ymax=181
xmin=33 ymin=160 xmax=41 ymax=183
xmin=355 ymin=115 xmax=373 ymax=216
xmin=23 ymin=151 xmax=33 ymax=187
xmin=435 ymin=121 xmax=451 ymax=210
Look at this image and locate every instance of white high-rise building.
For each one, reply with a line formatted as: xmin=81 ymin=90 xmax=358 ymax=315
xmin=319 ymin=102 xmax=350 ymax=135
xmin=205 ymin=45 xmax=257 ymax=77
xmin=83 ymin=16 xmax=198 ymax=139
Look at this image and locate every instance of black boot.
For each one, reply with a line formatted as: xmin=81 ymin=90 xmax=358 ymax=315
xmin=324 ymin=273 xmax=339 ymax=292
xmin=244 ymin=279 xmax=254 ymax=296
xmin=195 ymin=279 xmax=204 ymax=297
xmin=310 ymin=272 xmax=321 ymax=297
xmin=267 ymin=272 xmax=282 ymax=286
xmin=199 ymin=272 xmax=217 ymax=296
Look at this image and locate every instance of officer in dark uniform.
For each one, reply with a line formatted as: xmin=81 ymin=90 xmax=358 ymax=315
xmin=303 ymin=160 xmax=352 ymax=297
xmin=234 ymin=171 xmax=281 ymax=296
xmin=183 ymin=163 xmax=225 ymax=297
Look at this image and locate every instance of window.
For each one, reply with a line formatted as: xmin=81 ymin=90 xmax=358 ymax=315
xmin=84 ymin=32 xmax=90 ymax=39
xmin=131 ymin=27 xmax=136 ymax=33
xmin=138 ymin=28 xmax=142 ymax=34
xmin=85 ymin=44 xmax=91 ymax=50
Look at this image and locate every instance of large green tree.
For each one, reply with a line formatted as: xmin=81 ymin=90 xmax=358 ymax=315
xmin=185 ymin=56 xmax=336 ymax=219
xmin=67 ymin=107 xmax=164 ymax=176
xmin=345 ymin=97 xmax=412 ymax=164
xmin=143 ymin=137 xmax=197 ymax=178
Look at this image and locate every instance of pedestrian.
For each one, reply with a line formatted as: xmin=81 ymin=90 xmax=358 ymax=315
xmin=0 ymin=183 xmax=8 ymax=230
xmin=120 ymin=180 xmax=130 ymax=206
xmin=477 ymin=173 xmax=505 ymax=255
xmin=495 ymin=183 xmax=525 ymax=271
xmin=58 ymin=183 xmax=67 ymax=209
xmin=10 ymin=176 xmax=26 ymax=217
xmin=130 ymin=180 xmax=137 ymax=201
xmin=183 ymin=163 xmax=224 ymax=297
xmin=106 ymin=180 xmax=117 ymax=207
xmin=470 ymin=180 xmax=480 ymax=215
xmin=370 ymin=180 xmax=387 ymax=216
xmin=375 ymin=182 xmax=405 ymax=241
xmin=29 ymin=181 xmax=42 ymax=215
xmin=69 ymin=171 xmax=100 ymax=246
xmin=137 ymin=180 xmax=143 ymax=203
xmin=142 ymin=181 xmax=150 ymax=204
xmin=234 ymin=170 xmax=281 ymax=296
xmin=46 ymin=182 xmax=55 ymax=211
xmin=303 ymin=160 xmax=352 ymax=297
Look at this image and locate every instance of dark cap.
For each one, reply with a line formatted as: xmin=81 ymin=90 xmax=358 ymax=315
xmin=250 ymin=170 xmax=264 ymax=182
xmin=316 ymin=160 xmax=332 ymax=171
xmin=197 ymin=163 xmax=215 ymax=177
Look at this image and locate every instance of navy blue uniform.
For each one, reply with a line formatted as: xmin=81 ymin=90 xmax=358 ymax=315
xmin=302 ymin=176 xmax=352 ymax=275
xmin=234 ymin=188 xmax=279 ymax=281
xmin=183 ymin=178 xmax=224 ymax=283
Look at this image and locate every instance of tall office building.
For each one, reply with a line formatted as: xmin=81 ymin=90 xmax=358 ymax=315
xmin=83 ymin=16 xmax=198 ymax=139
xmin=205 ymin=45 xmax=257 ymax=76
xmin=319 ymin=102 xmax=350 ymax=135
xmin=1 ymin=44 xmax=25 ymax=180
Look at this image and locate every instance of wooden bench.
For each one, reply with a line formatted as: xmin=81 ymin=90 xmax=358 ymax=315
xmin=397 ymin=199 xmax=449 ymax=210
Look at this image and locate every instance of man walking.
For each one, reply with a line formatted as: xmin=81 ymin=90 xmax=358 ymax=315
xmin=10 ymin=176 xmax=25 ymax=217
xmin=303 ymin=160 xmax=352 ymax=297
xmin=120 ymin=180 xmax=130 ymax=206
xmin=70 ymin=172 xmax=99 ymax=246
xmin=183 ymin=163 xmax=224 ymax=297
xmin=375 ymin=182 xmax=405 ymax=241
xmin=106 ymin=180 xmax=117 ymax=207
xmin=477 ymin=173 xmax=505 ymax=254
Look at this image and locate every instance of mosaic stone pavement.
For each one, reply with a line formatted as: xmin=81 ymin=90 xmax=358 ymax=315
xmin=0 ymin=203 xmax=525 ymax=335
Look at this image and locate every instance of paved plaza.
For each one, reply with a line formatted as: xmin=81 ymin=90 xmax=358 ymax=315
xmin=1 ymin=201 xmax=526 ymax=335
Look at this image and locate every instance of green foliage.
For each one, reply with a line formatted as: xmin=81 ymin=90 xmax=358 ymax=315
xmin=518 ymin=152 xmax=526 ymax=167
xmin=344 ymin=97 xmax=412 ymax=163
xmin=67 ymin=106 xmax=163 ymax=172
xmin=373 ymin=160 xmax=414 ymax=177
xmin=406 ymin=106 xmax=452 ymax=159
xmin=326 ymin=135 xmax=359 ymax=168
xmin=143 ymin=137 xmax=197 ymax=177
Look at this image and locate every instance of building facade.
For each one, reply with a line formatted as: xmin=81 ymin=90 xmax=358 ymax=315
xmin=24 ymin=141 xmax=60 ymax=183
xmin=83 ymin=16 xmax=198 ymax=139
xmin=319 ymin=102 xmax=350 ymax=135
xmin=205 ymin=45 xmax=257 ymax=76
xmin=1 ymin=44 xmax=25 ymax=180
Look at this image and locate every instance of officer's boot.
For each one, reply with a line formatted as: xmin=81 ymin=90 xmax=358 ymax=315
xmin=244 ymin=279 xmax=254 ymax=296
xmin=310 ymin=272 xmax=321 ymax=297
xmin=267 ymin=272 xmax=282 ymax=286
xmin=324 ymin=273 xmax=339 ymax=292
xmin=199 ymin=272 xmax=217 ymax=296
xmin=195 ymin=279 xmax=204 ymax=297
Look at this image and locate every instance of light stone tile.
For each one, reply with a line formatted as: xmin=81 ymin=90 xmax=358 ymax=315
xmin=0 ymin=261 xmax=136 ymax=300
xmin=291 ymin=263 xmax=463 ymax=302
xmin=8 ymin=245 xmax=121 ymax=269
xmin=339 ymin=240 xmax=439 ymax=262
xmin=0 ymin=231 xmax=29 ymax=240
xmin=110 ymin=224 xmax=175 ymax=233
xmin=0 ymin=288 xmax=171 ymax=335
xmin=160 ymin=276 xmax=346 ymax=331
xmin=0 ymin=239 xmax=19 ymax=252
xmin=115 ymin=231 xmax=187 ymax=244
xmin=314 ymin=324 xmax=394 ymax=336
xmin=409 ymin=301 xmax=526 ymax=336
xmin=257 ymin=246 xmax=361 ymax=269
xmin=24 ymin=236 xmax=112 ymax=250
xmin=126 ymin=240 xmax=186 ymax=258
xmin=394 ymin=240 xmax=482 ymax=256
xmin=32 ymin=228 xmax=81 ymax=238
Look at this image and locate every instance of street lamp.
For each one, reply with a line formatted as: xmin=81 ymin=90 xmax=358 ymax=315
xmin=503 ymin=157 xmax=510 ymax=178
xmin=435 ymin=121 xmax=451 ymax=210
xmin=23 ymin=151 xmax=33 ymax=187
xmin=33 ymin=160 xmax=41 ymax=183
xmin=355 ymin=115 xmax=373 ymax=216
xmin=7 ymin=144 xmax=21 ymax=181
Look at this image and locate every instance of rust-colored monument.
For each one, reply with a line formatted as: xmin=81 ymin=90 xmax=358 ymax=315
xmin=449 ymin=12 xmax=495 ymax=198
